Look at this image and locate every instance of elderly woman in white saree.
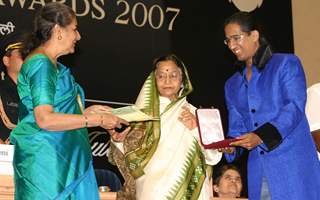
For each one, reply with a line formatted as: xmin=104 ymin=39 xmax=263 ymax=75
xmin=109 ymin=54 xmax=222 ymax=200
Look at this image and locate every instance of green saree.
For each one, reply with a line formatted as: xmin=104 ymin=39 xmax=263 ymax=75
xmin=10 ymin=54 xmax=99 ymax=200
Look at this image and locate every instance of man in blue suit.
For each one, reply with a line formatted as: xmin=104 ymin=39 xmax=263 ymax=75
xmin=222 ymin=12 xmax=320 ymax=200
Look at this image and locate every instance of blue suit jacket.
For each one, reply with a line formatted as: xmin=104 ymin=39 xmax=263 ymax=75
xmin=224 ymin=53 xmax=320 ymax=200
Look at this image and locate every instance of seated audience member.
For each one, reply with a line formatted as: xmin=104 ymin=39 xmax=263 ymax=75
xmin=213 ymin=164 xmax=243 ymax=198
xmin=305 ymin=82 xmax=320 ymax=159
xmin=0 ymin=32 xmax=24 ymax=144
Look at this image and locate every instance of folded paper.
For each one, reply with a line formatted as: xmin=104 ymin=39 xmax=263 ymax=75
xmin=111 ymin=105 xmax=157 ymax=122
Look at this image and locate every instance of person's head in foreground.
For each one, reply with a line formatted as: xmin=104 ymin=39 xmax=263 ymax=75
xmin=213 ymin=164 xmax=243 ymax=198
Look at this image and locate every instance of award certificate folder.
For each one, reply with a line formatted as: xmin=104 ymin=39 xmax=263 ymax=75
xmin=196 ymin=108 xmax=238 ymax=149
xmin=111 ymin=105 xmax=158 ymax=122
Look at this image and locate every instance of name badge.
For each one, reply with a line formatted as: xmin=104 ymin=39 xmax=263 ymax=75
xmin=0 ymin=144 xmax=14 ymax=175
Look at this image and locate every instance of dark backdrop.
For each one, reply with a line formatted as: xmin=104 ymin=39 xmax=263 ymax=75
xmin=0 ymin=0 xmax=293 ymax=196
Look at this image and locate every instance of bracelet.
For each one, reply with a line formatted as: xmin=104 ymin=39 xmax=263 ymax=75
xmin=100 ymin=115 xmax=104 ymax=126
xmin=84 ymin=115 xmax=88 ymax=127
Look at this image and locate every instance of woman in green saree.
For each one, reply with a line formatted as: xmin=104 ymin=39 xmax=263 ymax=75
xmin=10 ymin=2 xmax=128 ymax=200
xmin=109 ymin=54 xmax=222 ymax=200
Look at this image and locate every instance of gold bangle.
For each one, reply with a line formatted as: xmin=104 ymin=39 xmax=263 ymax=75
xmin=84 ymin=115 xmax=88 ymax=127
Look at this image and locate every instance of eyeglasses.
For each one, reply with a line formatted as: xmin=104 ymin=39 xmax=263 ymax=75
xmin=224 ymin=34 xmax=245 ymax=45
xmin=155 ymin=71 xmax=182 ymax=82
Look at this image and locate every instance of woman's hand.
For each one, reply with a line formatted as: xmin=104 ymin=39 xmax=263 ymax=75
xmin=0 ymin=139 xmax=5 ymax=144
xmin=178 ymin=106 xmax=197 ymax=130
xmin=218 ymin=147 xmax=236 ymax=154
xmin=100 ymin=113 xmax=129 ymax=130
xmin=84 ymin=105 xmax=112 ymax=115
xmin=108 ymin=126 xmax=131 ymax=142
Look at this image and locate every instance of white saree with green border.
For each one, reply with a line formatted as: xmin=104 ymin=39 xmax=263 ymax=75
xmin=135 ymin=96 xmax=222 ymax=200
xmin=112 ymin=67 xmax=222 ymax=200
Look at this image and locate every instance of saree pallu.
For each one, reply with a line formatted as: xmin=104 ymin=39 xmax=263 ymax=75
xmin=11 ymin=54 xmax=99 ymax=200
xmin=135 ymin=97 xmax=221 ymax=200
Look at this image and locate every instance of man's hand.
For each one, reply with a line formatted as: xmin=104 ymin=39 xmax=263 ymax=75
xmin=230 ymin=132 xmax=263 ymax=150
xmin=311 ymin=129 xmax=320 ymax=152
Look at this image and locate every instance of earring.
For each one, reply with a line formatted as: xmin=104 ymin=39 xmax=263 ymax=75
xmin=58 ymin=35 xmax=62 ymax=40
xmin=1 ymin=71 xmax=5 ymax=80
xmin=213 ymin=185 xmax=219 ymax=192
